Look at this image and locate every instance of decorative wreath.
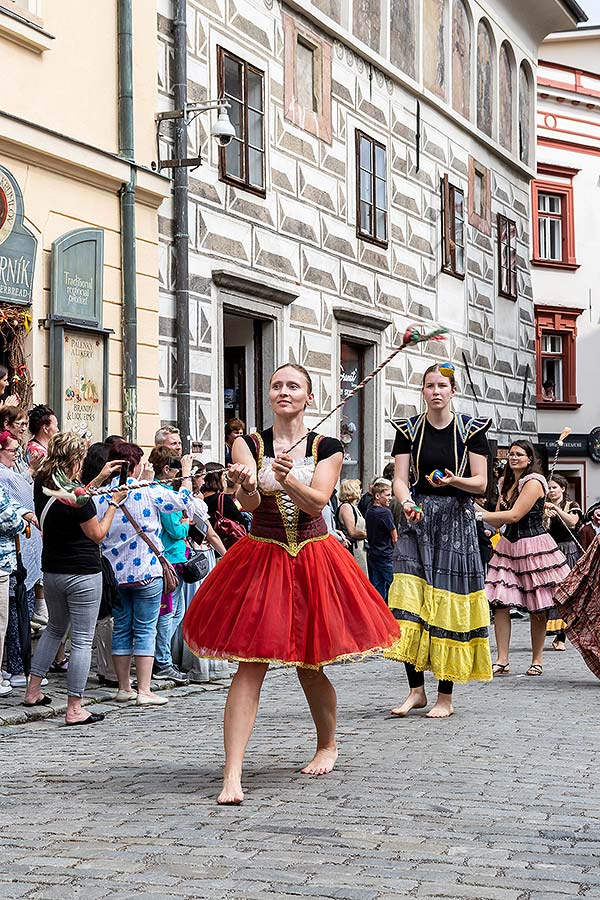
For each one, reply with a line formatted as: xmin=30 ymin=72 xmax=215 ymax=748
xmin=0 ymin=304 xmax=34 ymax=409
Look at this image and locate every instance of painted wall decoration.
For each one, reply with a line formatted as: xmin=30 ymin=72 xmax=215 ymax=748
xmin=423 ymin=0 xmax=447 ymax=99
xmin=499 ymin=43 xmax=514 ymax=152
xmin=0 ymin=165 xmax=37 ymax=306
xmin=353 ymin=0 xmax=381 ymax=54
xmin=476 ymin=19 xmax=494 ymax=138
xmin=390 ymin=0 xmax=417 ymax=80
xmin=452 ymin=0 xmax=471 ymax=119
xmin=312 ymin=0 xmax=341 ymax=21
xmin=519 ymin=62 xmax=532 ymax=165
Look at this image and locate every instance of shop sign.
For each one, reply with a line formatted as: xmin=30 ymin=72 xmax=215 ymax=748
xmin=51 ymin=228 xmax=103 ymax=326
xmin=0 ymin=165 xmax=37 ymax=305
xmin=538 ymin=433 xmax=589 ymax=456
xmin=588 ymin=427 xmax=600 ymax=464
xmin=60 ymin=329 xmax=105 ymax=441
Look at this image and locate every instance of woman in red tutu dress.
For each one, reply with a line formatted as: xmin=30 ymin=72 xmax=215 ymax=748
xmin=482 ymin=441 xmax=570 ymax=677
xmin=183 ymin=363 xmax=400 ymax=804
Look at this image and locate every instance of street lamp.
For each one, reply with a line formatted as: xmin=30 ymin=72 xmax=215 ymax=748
xmin=154 ymin=98 xmax=235 ymax=169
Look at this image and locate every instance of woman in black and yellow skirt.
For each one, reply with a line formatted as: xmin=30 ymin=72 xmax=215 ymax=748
xmin=385 ymin=364 xmax=493 ymax=718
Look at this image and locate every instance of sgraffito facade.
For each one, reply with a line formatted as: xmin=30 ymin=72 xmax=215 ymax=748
xmin=157 ymin=0 xmax=583 ymax=478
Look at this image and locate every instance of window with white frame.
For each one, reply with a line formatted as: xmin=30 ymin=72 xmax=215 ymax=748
xmin=537 ymin=192 xmax=563 ymax=261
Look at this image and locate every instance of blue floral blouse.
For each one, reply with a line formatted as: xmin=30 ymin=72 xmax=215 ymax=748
xmin=96 ymin=477 xmax=193 ymax=586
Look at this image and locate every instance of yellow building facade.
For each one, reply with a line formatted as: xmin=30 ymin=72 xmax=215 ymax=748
xmin=0 ymin=0 xmax=168 ymax=445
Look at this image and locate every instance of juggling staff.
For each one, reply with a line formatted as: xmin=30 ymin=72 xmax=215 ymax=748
xmin=285 ymin=324 xmax=448 ymax=453
xmin=44 ymin=323 xmax=449 ymax=506
xmin=548 ymin=426 xmax=572 ymax=484
xmin=545 ymin=425 xmax=584 ymax=553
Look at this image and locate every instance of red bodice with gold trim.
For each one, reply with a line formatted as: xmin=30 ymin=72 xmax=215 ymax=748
xmin=246 ymin=431 xmax=329 ymax=557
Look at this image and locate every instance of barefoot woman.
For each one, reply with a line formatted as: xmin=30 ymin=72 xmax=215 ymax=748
xmin=183 ymin=364 xmax=400 ymax=803
xmin=385 ymin=364 xmax=493 ymax=718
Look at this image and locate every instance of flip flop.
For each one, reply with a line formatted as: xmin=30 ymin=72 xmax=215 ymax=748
xmin=492 ymin=663 xmax=510 ymax=676
xmin=22 ymin=695 xmax=53 ymax=707
xmin=65 ymin=712 xmax=105 ymax=726
xmin=526 ymin=664 xmax=543 ymax=676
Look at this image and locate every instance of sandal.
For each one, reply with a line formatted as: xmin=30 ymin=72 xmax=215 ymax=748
xmin=551 ymin=639 xmax=566 ymax=652
xmin=49 ymin=656 xmax=69 ymax=673
xmin=492 ymin=663 xmax=510 ymax=676
xmin=526 ymin=664 xmax=543 ymax=676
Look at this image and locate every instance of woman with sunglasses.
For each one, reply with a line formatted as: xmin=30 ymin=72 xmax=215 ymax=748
xmin=482 ymin=441 xmax=570 ymax=677
xmin=386 ymin=363 xmax=493 ymax=719
xmin=0 ymin=407 xmax=30 ymax=477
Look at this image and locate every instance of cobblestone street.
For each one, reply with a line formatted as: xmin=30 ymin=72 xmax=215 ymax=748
xmin=2 ymin=622 xmax=599 ymax=900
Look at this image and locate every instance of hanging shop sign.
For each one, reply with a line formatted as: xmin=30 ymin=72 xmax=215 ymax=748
xmin=0 ymin=165 xmax=37 ymax=305
xmin=51 ymin=228 xmax=104 ymax=326
xmin=49 ymin=321 xmax=110 ymax=442
xmin=538 ymin=433 xmax=590 ymax=456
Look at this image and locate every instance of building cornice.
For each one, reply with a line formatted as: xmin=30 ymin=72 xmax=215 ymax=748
xmin=0 ymin=110 xmax=170 ymax=208
xmin=332 ymin=305 xmax=391 ymax=333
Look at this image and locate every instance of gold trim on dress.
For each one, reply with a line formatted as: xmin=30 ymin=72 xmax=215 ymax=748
xmin=247 ymin=531 xmax=329 ymax=557
xmin=184 ymin=641 xmax=400 ymax=670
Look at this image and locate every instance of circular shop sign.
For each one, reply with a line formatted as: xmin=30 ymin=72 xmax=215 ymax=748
xmin=588 ymin=427 xmax=600 ymax=464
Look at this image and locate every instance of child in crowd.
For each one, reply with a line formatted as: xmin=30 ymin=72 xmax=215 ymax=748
xmin=365 ymin=479 xmax=397 ymax=601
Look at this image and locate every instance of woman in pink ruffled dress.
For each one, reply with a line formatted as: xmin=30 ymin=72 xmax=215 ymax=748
xmin=481 ymin=441 xmax=570 ymax=677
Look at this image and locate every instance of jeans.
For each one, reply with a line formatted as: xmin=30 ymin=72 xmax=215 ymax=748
xmin=30 ymin=572 xmax=102 ymax=697
xmin=367 ymin=557 xmax=394 ymax=601
xmin=155 ymin=577 xmax=185 ymax=669
xmin=112 ymin=578 xmax=163 ymax=657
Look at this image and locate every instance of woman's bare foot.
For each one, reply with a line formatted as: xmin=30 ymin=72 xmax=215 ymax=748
xmin=217 ymin=772 xmax=244 ymax=805
xmin=426 ymin=695 xmax=454 ymax=718
xmin=390 ymin=688 xmax=427 ymax=717
xmin=301 ymin=745 xmax=338 ymax=775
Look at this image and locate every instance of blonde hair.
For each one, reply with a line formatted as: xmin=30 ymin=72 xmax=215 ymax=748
xmin=338 ymin=479 xmax=362 ymax=504
xmin=371 ymin=478 xmax=392 ymax=497
xmin=38 ymin=432 xmax=87 ymax=487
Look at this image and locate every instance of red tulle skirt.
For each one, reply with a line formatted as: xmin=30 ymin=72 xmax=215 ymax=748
xmin=182 ymin=534 xmax=400 ymax=669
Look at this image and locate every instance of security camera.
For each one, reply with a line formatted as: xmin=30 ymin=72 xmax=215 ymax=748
xmin=212 ymin=107 xmax=236 ymax=147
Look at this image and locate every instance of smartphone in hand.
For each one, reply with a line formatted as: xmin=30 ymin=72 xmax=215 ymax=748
xmin=119 ymin=462 xmax=129 ymax=486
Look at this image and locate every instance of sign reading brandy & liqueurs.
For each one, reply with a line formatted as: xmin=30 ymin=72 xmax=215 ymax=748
xmin=51 ymin=228 xmax=104 ymax=326
xmin=0 ymin=165 xmax=37 ymax=305
xmin=61 ymin=329 xmax=104 ymax=442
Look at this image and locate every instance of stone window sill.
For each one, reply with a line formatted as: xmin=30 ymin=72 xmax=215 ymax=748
xmin=0 ymin=5 xmax=53 ymax=53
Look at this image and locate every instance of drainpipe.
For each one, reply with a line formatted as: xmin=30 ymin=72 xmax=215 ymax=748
xmin=117 ymin=0 xmax=137 ymax=442
xmin=173 ymin=0 xmax=191 ymax=452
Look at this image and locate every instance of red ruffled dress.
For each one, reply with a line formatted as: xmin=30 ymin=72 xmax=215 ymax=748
xmin=183 ymin=429 xmax=400 ymax=669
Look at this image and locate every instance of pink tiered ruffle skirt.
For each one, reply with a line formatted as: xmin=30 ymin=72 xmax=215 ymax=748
xmin=485 ymin=533 xmax=570 ymax=613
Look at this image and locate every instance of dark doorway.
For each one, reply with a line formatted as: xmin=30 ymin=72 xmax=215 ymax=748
xmin=340 ymin=339 xmax=365 ymax=484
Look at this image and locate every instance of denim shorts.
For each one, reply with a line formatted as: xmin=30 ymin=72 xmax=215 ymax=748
xmin=112 ymin=577 xmax=163 ymax=656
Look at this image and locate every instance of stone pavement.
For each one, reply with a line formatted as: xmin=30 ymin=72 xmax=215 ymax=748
xmin=1 ymin=620 xmax=599 ymax=900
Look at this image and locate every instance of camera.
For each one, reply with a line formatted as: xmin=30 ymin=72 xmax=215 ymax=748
xmin=211 ymin=106 xmax=236 ymax=147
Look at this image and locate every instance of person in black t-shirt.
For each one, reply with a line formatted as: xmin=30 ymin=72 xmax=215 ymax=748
xmin=24 ymin=432 xmax=127 ymax=725
xmin=384 ymin=363 xmax=493 ymax=719
xmin=365 ymin=480 xmax=397 ymax=600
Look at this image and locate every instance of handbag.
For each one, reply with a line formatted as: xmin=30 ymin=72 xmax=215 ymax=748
xmin=180 ymin=545 xmax=210 ymax=583
xmin=121 ymin=505 xmax=179 ymax=594
xmin=213 ymin=493 xmax=247 ymax=548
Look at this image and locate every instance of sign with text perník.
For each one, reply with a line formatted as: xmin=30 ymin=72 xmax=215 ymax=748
xmin=0 ymin=165 xmax=37 ymax=305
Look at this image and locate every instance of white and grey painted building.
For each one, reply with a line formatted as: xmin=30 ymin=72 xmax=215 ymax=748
xmin=156 ymin=0 xmax=586 ymax=479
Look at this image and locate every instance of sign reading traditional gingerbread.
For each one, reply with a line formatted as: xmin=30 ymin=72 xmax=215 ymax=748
xmin=51 ymin=228 xmax=104 ymax=326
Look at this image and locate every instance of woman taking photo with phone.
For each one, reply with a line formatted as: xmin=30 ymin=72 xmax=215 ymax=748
xmin=483 ymin=441 xmax=571 ymax=677
xmin=183 ymin=363 xmax=400 ymax=805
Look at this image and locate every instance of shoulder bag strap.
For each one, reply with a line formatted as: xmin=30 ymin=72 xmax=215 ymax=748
xmin=121 ymin=504 xmax=163 ymax=558
xmin=217 ymin=492 xmax=224 ymax=516
xmin=39 ymin=496 xmax=57 ymax=534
